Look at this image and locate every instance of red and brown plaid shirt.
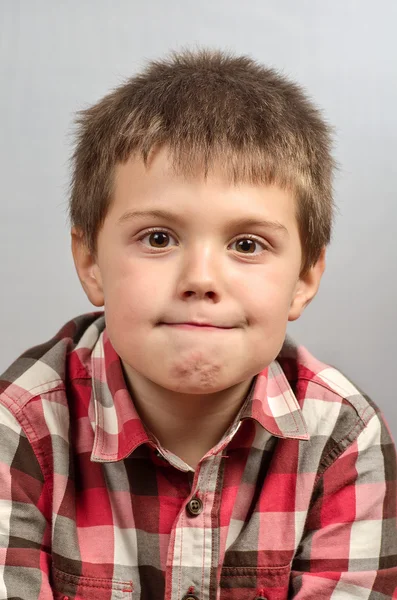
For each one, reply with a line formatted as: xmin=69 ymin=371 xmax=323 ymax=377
xmin=0 ymin=313 xmax=396 ymax=599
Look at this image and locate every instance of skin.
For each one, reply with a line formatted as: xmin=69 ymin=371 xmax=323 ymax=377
xmin=72 ymin=147 xmax=325 ymax=468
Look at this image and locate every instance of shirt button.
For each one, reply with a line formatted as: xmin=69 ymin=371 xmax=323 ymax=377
xmin=186 ymin=496 xmax=203 ymax=517
xmin=182 ymin=596 xmax=199 ymax=600
xmin=254 ymin=597 xmax=268 ymax=600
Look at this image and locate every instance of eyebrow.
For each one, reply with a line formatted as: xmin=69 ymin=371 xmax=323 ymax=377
xmin=117 ymin=209 xmax=289 ymax=236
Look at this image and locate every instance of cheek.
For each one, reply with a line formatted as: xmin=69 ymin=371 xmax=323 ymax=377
xmin=245 ymin=270 xmax=297 ymax=325
xmin=101 ymin=261 xmax=158 ymax=325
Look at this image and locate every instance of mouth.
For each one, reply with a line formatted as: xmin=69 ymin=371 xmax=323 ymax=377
xmin=159 ymin=322 xmax=235 ymax=330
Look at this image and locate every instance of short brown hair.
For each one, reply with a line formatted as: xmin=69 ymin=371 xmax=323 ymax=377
xmin=69 ymin=49 xmax=335 ymax=273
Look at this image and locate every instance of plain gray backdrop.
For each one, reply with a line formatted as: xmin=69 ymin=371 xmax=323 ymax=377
xmin=1 ymin=1 xmax=396 ymax=439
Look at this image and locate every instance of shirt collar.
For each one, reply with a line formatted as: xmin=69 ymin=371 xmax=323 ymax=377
xmin=240 ymin=360 xmax=309 ymax=440
xmin=90 ymin=330 xmax=152 ymax=462
xmin=90 ymin=329 xmax=309 ymax=463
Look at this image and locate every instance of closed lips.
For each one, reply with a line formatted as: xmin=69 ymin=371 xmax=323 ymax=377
xmin=160 ymin=322 xmax=234 ymax=329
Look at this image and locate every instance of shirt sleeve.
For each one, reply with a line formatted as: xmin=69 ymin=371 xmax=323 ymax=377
xmin=0 ymin=403 xmax=54 ymax=599
xmin=290 ymin=409 xmax=397 ymax=599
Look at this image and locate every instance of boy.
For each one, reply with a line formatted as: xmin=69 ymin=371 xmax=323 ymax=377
xmin=0 ymin=49 xmax=396 ymax=600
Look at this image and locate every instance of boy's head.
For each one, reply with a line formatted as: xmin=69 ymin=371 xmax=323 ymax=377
xmin=70 ymin=49 xmax=335 ymax=395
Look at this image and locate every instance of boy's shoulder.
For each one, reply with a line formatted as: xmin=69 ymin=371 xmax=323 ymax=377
xmin=0 ymin=312 xmax=105 ymax=410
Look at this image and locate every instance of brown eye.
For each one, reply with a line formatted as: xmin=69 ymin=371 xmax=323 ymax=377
xmin=229 ymin=237 xmax=267 ymax=255
xmin=139 ymin=229 xmax=177 ymax=250
xmin=148 ymin=232 xmax=170 ymax=247
xmin=235 ymin=239 xmax=257 ymax=254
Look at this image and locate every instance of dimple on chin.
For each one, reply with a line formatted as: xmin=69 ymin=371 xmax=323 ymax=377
xmin=166 ymin=351 xmax=227 ymax=393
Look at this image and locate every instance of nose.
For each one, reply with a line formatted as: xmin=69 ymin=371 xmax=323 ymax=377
xmin=176 ymin=243 xmax=221 ymax=302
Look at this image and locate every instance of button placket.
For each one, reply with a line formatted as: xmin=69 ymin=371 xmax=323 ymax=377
xmin=167 ymin=455 xmax=225 ymax=600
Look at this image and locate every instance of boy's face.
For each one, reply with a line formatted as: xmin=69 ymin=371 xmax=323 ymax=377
xmin=73 ymin=147 xmax=324 ymax=395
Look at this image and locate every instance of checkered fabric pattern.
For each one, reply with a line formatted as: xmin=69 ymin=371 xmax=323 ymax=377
xmin=0 ymin=313 xmax=396 ymax=599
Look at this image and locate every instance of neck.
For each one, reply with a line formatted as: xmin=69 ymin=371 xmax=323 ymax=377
xmin=122 ymin=364 xmax=253 ymax=469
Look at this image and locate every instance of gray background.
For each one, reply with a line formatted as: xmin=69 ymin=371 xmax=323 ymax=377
xmin=1 ymin=1 xmax=396 ymax=439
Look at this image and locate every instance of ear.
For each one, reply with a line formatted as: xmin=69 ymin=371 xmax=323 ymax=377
xmin=288 ymin=247 xmax=326 ymax=322
xmin=71 ymin=228 xmax=104 ymax=307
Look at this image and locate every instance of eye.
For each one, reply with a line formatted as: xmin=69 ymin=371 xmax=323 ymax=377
xmin=139 ymin=229 xmax=177 ymax=249
xmin=229 ymin=236 xmax=267 ymax=255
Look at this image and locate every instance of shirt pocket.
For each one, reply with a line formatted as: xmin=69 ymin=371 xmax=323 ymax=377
xmin=220 ymin=564 xmax=290 ymax=600
xmin=52 ymin=567 xmax=133 ymax=600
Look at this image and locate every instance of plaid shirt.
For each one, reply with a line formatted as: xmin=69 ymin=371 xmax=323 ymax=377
xmin=0 ymin=313 xmax=396 ymax=600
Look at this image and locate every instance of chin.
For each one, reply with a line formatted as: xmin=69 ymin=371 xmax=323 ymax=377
xmin=164 ymin=355 xmax=227 ymax=391
xmin=157 ymin=369 xmax=233 ymax=395
xmin=168 ymin=382 xmax=231 ymax=395
xmin=164 ymin=376 xmax=224 ymax=395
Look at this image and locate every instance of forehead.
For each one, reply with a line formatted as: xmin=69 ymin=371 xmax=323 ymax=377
xmin=109 ymin=148 xmax=298 ymax=230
